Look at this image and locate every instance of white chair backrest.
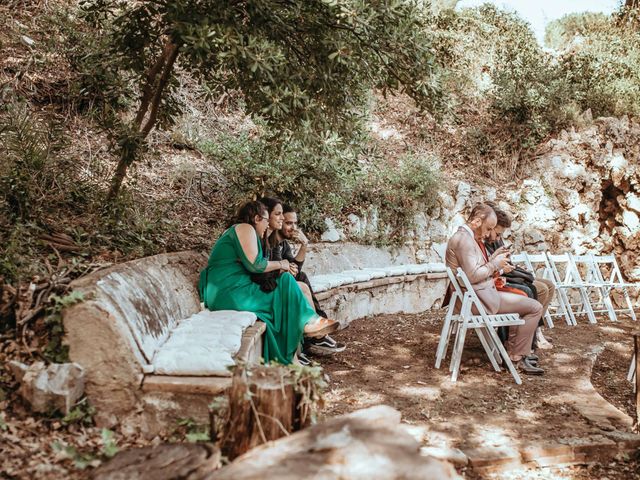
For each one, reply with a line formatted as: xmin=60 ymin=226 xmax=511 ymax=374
xmin=546 ymin=252 xmax=581 ymax=285
xmin=455 ymin=268 xmax=490 ymax=317
xmin=446 ymin=266 xmax=464 ymax=299
xmin=570 ymin=253 xmax=600 ymax=284
xmin=591 ymin=254 xmax=625 ymax=284
xmin=509 ymin=253 xmax=528 ymax=265
xmin=523 ymin=252 xmax=551 ymax=280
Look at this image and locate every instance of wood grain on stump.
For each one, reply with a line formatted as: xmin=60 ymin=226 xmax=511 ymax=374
xmin=92 ymin=443 xmax=220 ymax=480
xmin=220 ymin=365 xmax=303 ymax=460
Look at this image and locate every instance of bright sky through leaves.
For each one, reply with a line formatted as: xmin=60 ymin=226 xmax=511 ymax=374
xmin=457 ymin=0 xmax=620 ymax=43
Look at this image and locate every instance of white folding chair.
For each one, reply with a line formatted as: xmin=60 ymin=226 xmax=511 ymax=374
xmin=570 ymin=254 xmax=618 ymax=322
xmin=547 ymin=252 xmax=597 ymax=324
xmin=589 ymin=254 xmax=638 ymax=322
xmin=524 ymin=252 xmax=574 ymax=326
xmin=435 ymin=268 xmax=498 ymax=370
xmin=440 ymin=267 xmax=524 ymax=384
xmin=509 ymin=253 xmax=554 ymax=328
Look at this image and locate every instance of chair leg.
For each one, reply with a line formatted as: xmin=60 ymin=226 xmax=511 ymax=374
xmin=579 ymin=287 xmax=597 ymax=323
xmin=450 ymin=325 xmax=468 ymax=382
xmin=543 ymin=310 xmax=554 ymax=329
xmin=601 ymin=287 xmax=618 ymax=322
xmin=483 ymin=324 xmax=522 ymax=385
xmin=559 ymin=288 xmax=577 ymax=325
xmin=449 ymin=321 xmax=463 ymax=373
xmin=435 ymin=310 xmax=455 ymax=369
xmin=476 ymin=326 xmax=501 ymax=372
xmin=621 ymin=287 xmax=637 ymax=321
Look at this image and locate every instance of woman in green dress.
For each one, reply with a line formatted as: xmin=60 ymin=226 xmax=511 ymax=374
xmin=199 ymin=201 xmax=338 ymax=364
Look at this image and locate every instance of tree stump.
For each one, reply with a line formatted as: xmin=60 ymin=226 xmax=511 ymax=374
xmin=92 ymin=443 xmax=220 ymax=480
xmin=219 ymin=365 xmax=312 ymax=460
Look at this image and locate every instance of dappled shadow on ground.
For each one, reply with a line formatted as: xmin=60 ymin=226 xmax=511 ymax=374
xmin=321 ymin=310 xmax=637 ymax=455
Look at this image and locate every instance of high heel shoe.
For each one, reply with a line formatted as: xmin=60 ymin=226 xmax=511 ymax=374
xmin=304 ymin=317 xmax=339 ymax=338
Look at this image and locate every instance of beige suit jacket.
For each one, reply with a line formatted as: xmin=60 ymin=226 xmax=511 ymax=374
xmin=445 ymin=225 xmax=501 ymax=313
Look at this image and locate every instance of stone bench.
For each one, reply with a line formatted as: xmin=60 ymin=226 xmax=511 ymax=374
xmin=62 ymin=249 xmax=447 ymax=436
xmin=62 ymin=251 xmax=266 ymax=436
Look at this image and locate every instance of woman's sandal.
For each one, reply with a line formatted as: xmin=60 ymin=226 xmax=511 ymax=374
xmin=304 ymin=317 xmax=339 ymax=338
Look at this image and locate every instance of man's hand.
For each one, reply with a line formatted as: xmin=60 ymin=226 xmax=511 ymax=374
xmin=503 ymin=263 xmax=515 ymax=274
xmin=292 ymin=229 xmax=309 ymax=246
xmin=490 ymin=245 xmax=509 ymax=260
xmin=495 ymin=253 xmax=511 ymax=270
xmin=289 ymin=262 xmax=299 ymax=276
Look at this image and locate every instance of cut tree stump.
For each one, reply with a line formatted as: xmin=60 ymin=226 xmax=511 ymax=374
xmin=92 ymin=443 xmax=220 ymax=480
xmin=209 ymin=405 xmax=461 ymax=480
xmin=219 ymin=365 xmax=310 ymax=460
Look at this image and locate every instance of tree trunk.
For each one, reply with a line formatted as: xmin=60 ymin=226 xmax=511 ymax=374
xmin=93 ymin=443 xmax=221 ymax=480
xmin=106 ymin=40 xmax=179 ymax=202
xmin=219 ymin=365 xmax=306 ymax=461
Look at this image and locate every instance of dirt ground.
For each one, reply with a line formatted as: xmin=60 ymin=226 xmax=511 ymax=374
xmin=320 ymin=310 xmax=640 ymax=479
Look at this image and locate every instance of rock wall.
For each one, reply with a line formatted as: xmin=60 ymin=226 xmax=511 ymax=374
xmin=317 ymin=115 xmax=640 ymax=286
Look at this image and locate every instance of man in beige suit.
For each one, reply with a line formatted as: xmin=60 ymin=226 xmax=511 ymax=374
xmin=446 ymin=203 xmax=544 ymax=375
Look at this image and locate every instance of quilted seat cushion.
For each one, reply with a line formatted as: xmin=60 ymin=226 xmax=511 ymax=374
xmin=152 ymin=310 xmax=257 ymax=376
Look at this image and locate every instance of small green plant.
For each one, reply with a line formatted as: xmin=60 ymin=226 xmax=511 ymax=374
xmin=62 ymin=398 xmax=96 ymax=426
xmin=176 ymin=418 xmax=210 ymax=443
xmin=100 ymin=429 xmax=119 ymax=458
xmin=43 ymin=291 xmax=85 ymax=363
xmin=51 ymin=441 xmax=99 ymax=470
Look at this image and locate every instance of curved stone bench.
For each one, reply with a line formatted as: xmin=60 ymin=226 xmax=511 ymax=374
xmin=62 ymin=250 xmax=447 ymax=436
xmin=311 ymin=264 xmax=447 ymax=324
xmin=62 ymin=251 xmax=265 ymax=436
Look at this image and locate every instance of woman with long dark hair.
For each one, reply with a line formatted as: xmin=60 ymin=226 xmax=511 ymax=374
xmin=198 ymin=200 xmax=338 ymax=364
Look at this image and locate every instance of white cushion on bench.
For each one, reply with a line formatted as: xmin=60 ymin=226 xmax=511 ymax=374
xmin=406 ymin=264 xmax=430 ymax=275
xmin=362 ymin=268 xmax=388 ymax=279
xmin=384 ymin=265 xmax=408 ymax=276
xmin=152 ymin=310 xmax=257 ymax=376
xmin=340 ymin=270 xmax=374 ymax=282
xmin=426 ymin=262 xmax=447 ymax=273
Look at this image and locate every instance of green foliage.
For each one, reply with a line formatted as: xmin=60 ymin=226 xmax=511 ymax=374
xmin=358 ymin=153 xmax=441 ymax=243
xmin=176 ymin=417 xmax=210 ymax=443
xmin=544 ymin=12 xmax=610 ymax=50
xmin=51 ymin=441 xmax=99 ymax=470
xmin=0 ymin=103 xmax=66 ymax=221
xmin=559 ymin=21 xmax=640 ymax=118
xmin=62 ymin=398 xmax=96 ymax=426
xmin=43 ymin=291 xmax=85 ymax=363
xmin=73 ymin=0 xmax=445 ymax=198
xmin=200 ymin=123 xmax=440 ymax=239
xmin=486 ymin=6 xmax=576 ymax=151
xmin=199 ymin=124 xmax=364 ymax=232
xmin=100 ymin=428 xmax=119 ymax=458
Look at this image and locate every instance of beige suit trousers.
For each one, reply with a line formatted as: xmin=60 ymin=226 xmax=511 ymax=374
xmin=477 ymin=288 xmax=543 ymax=358
xmin=533 ymin=278 xmax=555 ymax=318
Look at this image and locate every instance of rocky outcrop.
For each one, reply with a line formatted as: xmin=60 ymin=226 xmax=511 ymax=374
xmin=319 ymin=116 xmax=640 ymax=289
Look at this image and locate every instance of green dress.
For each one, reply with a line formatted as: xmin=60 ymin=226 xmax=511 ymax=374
xmin=198 ymin=226 xmax=319 ymax=364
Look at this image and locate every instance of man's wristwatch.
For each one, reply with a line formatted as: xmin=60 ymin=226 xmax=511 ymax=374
xmin=498 ymin=268 xmax=504 ymax=276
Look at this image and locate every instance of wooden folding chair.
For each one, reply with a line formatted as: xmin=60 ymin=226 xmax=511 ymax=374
xmin=440 ymin=267 xmax=525 ymax=384
xmin=546 ymin=252 xmax=597 ymax=324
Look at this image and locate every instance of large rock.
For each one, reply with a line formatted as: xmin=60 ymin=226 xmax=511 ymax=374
xmin=210 ymin=405 xmax=461 ymax=480
xmin=9 ymin=361 xmax=85 ymax=414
